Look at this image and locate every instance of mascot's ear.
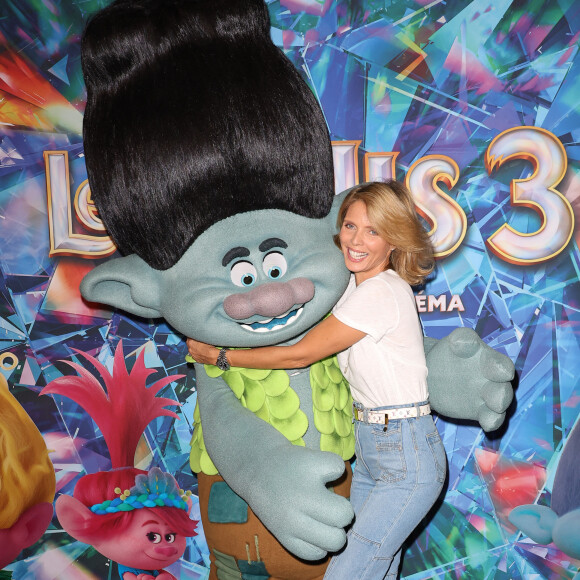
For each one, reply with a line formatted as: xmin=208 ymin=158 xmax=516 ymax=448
xmin=0 ymin=502 xmax=54 ymax=567
xmin=55 ymin=495 xmax=96 ymax=544
xmin=13 ymin=503 xmax=54 ymax=547
xmin=80 ymin=255 xmax=163 ymax=318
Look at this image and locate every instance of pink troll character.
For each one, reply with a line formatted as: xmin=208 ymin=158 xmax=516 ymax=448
xmin=41 ymin=342 xmax=197 ymax=580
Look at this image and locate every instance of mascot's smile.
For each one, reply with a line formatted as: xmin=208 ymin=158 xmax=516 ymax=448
xmin=239 ymin=305 xmax=304 ymax=333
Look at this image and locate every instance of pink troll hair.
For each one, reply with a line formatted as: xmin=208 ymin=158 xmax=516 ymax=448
xmin=42 ymin=341 xmax=181 ymax=469
xmin=71 ymin=469 xmax=197 ymax=537
xmin=41 ymin=341 xmax=196 ymax=537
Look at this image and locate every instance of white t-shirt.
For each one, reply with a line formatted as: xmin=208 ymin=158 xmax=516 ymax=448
xmin=332 ymin=270 xmax=428 ymax=408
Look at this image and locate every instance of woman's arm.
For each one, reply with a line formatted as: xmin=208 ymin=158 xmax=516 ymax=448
xmin=187 ymin=314 xmax=365 ymax=369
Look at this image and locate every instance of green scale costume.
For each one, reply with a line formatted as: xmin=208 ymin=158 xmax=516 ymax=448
xmin=190 ymin=356 xmax=354 ymax=476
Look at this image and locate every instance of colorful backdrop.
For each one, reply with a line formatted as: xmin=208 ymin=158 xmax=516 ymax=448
xmin=0 ymin=0 xmax=579 ymax=578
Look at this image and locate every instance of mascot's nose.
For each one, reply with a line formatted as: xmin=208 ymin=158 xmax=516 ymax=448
xmin=223 ymin=277 xmax=315 ymax=320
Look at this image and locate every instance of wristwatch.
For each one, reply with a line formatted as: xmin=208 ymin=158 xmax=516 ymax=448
xmin=216 ymin=347 xmax=230 ymax=371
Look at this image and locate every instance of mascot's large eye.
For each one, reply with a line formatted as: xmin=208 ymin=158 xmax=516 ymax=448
xmin=146 ymin=532 xmax=162 ymax=544
xmin=230 ymin=261 xmax=257 ymax=287
xmin=165 ymin=533 xmax=176 ymax=543
xmin=262 ymin=252 xmax=287 ymax=280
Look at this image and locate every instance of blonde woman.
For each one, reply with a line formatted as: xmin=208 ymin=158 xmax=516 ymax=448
xmin=0 ymin=375 xmax=55 ymax=568
xmin=187 ymin=180 xmax=446 ymax=579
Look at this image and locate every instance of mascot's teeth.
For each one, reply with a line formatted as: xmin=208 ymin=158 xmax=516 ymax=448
xmin=240 ymin=307 xmax=304 ymax=332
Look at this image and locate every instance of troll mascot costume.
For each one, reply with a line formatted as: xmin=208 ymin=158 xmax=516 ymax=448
xmin=0 ymin=376 xmax=55 ymax=568
xmin=79 ymin=1 xmax=515 ymax=578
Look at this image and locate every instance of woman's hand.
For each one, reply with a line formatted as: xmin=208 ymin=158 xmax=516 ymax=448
xmin=186 ymin=338 xmax=220 ymax=366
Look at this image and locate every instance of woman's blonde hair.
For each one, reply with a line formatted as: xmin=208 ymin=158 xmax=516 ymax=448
xmin=0 ymin=376 xmax=55 ymax=529
xmin=334 ymin=180 xmax=435 ymax=286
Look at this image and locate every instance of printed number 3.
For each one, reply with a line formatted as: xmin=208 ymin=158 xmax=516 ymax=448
xmin=485 ymin=126 xmax=574 ymax=265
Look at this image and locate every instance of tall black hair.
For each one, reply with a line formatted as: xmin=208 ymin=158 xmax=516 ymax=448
xmin=81 ymin=0 xmax=335 ymax=270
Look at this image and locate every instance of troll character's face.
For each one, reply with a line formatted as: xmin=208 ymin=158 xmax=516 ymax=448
xmin=93 ymin=509 xmax=187 ymax=570
xmin=56 ymin=496 xmax=191 ymax=570
xmin=81 ymin=201 xmax=350 ymax=347
xmin=162 ymin=209 xmax=349 ymax=346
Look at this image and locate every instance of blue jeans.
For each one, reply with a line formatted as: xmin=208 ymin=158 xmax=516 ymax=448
xmin=324 ymin=403 xmax=447 ymax=580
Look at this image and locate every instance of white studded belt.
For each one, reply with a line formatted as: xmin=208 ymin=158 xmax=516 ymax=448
xmin=353 ymin=403 xmax=431 ymax=425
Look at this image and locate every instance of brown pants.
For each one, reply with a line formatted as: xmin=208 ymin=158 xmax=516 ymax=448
xmin=197 ymin=462 xmax=352 ymax=580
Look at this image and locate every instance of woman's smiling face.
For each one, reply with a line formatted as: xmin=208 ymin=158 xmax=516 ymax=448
xmin=339 ymin=200 xmax=394 ymax=285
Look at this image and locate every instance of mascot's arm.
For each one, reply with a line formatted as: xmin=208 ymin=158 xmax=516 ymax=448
xmin=195 ymin=367 xmax=354 ymax=561
xmin=188 ymin=315 xmax=365 ymax=369
xmin=424 ymin=328 xmax=515 ymax=432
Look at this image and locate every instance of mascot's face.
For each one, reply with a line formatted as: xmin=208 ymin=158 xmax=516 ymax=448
xmin=160 ymin=209 xmax=349 ymax=346
xmin=92 ymin=509 xmax=187 ymax=570
xmin=81 ymin=196 xmax=351 ymax=348
xmin=78 ymin=0 xmax=348 ymax=349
